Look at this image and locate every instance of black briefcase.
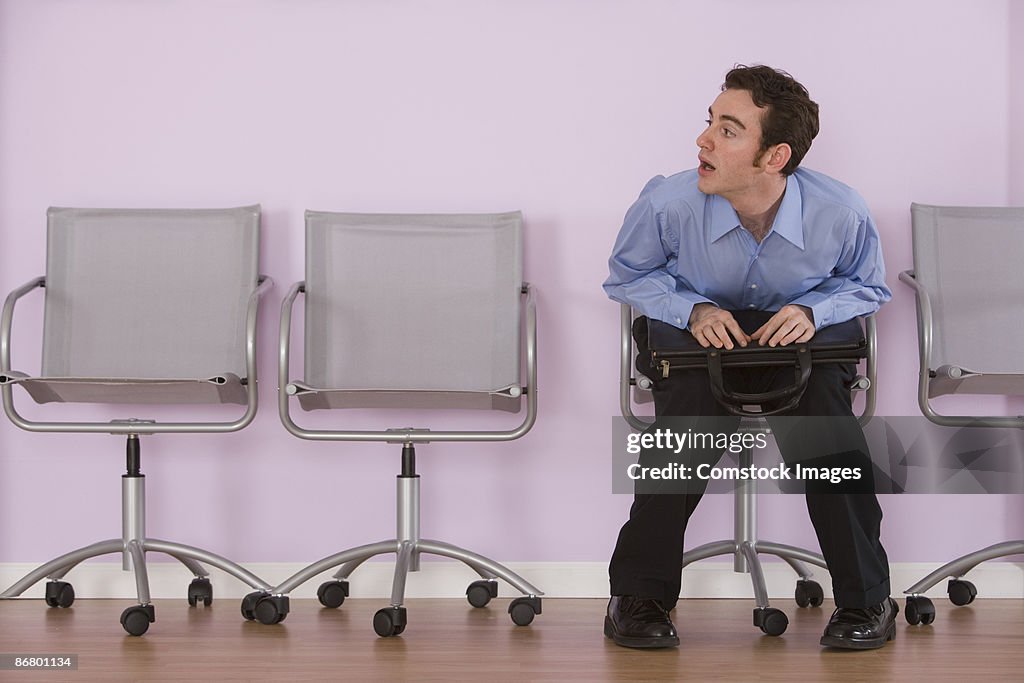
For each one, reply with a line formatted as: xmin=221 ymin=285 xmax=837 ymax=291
xmin=646 ymin=310 xmax=867 ymax=416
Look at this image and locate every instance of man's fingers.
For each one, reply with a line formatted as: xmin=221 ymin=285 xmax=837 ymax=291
xmin=768 ymin=320 xmax=799 ymax=347
xmin=710 ymin=321 xmax=734 ymax=349
xmin=772 ymin=320 xmax=815 ymax=346
xmin=756 ymin=318 xmax=783 ymax=346
xmin=748 ymin=307 xmax=817 ymax=346
xmin=692 ymin=327 xmax=711 ymax=348
xmin=694 ymin=321 xmax=735 ymax=349
xmin=692 ymin=325 xmax=708 ymax=348
xmin=724 ymin=319 xmax=749 ymax=347
xmin=693 ymin=310 xmax=752 ymax=350
xmin=781 ymin=325 xmax=815 ymax=346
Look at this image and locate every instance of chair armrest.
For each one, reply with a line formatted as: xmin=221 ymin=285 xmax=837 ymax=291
xmin=0 ymin=276 xmax=46 ymax=382
xmin=234 ymin=274 xmax=275 ymax=429
xmin=899 ymin=269 xmax=1024 ymax=427
xmin=856 ymin=313 xmax=877 ymax=427
xmin=901 ymin=268 xmax=961 ymax=425
xmin=619 ymin=303 xmax=654 ymax=431
xmin=277 ymin=279 xmax=306 ymax=433
xmin=899 ymin=269 xmax=934 ymax=413
xmin=278 ymin=282 xmax=538 ymax=443
xmin=0 ymin=275 xmax=273 ymax=435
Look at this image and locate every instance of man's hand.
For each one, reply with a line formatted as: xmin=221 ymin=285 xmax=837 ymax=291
xmin=688 ymin=304 xmax=750 ymax=350
xmin=751 ymin=304 xmax=815 ymax=347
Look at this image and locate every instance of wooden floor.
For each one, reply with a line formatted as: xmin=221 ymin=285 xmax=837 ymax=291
xmin=0 ymin=597 xmax=1022 ymax=681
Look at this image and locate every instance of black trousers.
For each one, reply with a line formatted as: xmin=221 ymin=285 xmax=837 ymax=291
xmin=609 ymin=321 xmax=890 ymax=611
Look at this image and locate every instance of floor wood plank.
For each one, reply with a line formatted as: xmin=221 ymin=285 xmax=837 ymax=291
xmin=1 ymin=598 xmax=1022 ymax=680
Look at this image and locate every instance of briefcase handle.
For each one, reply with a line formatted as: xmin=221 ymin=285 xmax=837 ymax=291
xmin=707 ymin=344 xmax=813 ymax=417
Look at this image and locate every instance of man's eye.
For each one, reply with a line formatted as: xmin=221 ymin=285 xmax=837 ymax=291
xmin=723 ymin=128 xmax=735 ymax=138
xmin=704 ymin=118 xmax=712 ymax=126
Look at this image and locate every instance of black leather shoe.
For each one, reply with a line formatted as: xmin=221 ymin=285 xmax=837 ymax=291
xmin=820 ymin=598 xmax=898 ymax=649
xmin=604 ymin=596 xmax=679 ymax=648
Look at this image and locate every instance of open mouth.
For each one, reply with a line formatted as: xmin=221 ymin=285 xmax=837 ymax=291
xmin=700 ymin=161 xmax=716 ymax=171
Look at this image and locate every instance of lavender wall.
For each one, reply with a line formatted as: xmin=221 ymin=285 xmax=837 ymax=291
xmin=1012 ymin=0 xmax=1024 ymax=204
xmin=0 ymin=0 xmax=1018 ymax=568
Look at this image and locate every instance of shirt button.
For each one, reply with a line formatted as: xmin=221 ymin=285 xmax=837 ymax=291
xmin=750 ymin=284 xmax=758 ymax=290
xmin=675 ymin=317 xmax=682 ymax=324
xmin=748 ymin=304 xmax=756 ymax=309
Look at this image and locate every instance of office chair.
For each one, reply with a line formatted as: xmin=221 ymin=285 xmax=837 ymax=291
xmin=253 ymin=210 xmax=541 ymax=637
xmin=900 ymin=202 xmax=1024 ymax=625
xmin=0 ymin=206 xmax=274 ymax=636
xmin=619 ymin=303 xmax=876 ymax=636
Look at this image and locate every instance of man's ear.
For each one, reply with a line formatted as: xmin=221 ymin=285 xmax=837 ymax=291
xmin=762 ymin=143 xmax=792 ymax=174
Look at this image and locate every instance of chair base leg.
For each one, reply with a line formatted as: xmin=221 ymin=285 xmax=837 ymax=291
xmin=1 ymin=535 xmax=273 ymax=636
xmin=0 ymin=436 xmax=272 ymax=636
xmin=270 ymin=445 xmax=543 ymax=635
xmin=270 ymin=536 xmax=543 ymax=602
xmin=0 ymin=537 xmax=273 ymax=601
xmin=1 ymin=539 xmax=124 ymax=598
xmin=681 ymin=537 xmax=827 ymax=615
xmin=263 ymin=536 xmax=544 ymax=635
xmin=687 ymin=536 xmax=801 ymax=637
xmin=902 ymin=539 xmax=1024 ymax=625
xmin=903 ymin=540 xmax=1024 ymax=595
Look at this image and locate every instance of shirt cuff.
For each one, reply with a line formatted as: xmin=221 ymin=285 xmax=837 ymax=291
xmin=665 ymin=295 xmax=715 ymax=330
xmin=788 ymin=293 xmax=832 ymax=330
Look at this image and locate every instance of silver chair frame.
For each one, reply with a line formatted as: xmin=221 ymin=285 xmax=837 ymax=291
xmin=269 ymin=280 xmax=541 ymax=627
xmin=899 ymin=269 xmax=1024 ymax=605
xmin=619 ymin=304 xmax=877 ymax=618
xmin=0 ymin=275 xmax=275 ymax=613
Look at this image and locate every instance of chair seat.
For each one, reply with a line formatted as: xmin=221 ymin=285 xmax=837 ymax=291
xmin=4 ymin=373 xmax=247 ymax=405
xmin=290 ymin=383 xmax=522 ymax=412
xmin=928 ymin=370 xmax=1024 ymax=399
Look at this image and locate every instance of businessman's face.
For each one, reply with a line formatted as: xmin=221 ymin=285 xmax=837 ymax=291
xmin=695 ymin=88 xmax=776 ymax=200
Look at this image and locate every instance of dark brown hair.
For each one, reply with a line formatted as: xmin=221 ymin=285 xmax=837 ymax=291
xmin=723 ymin=65 xmax=819 ymax=175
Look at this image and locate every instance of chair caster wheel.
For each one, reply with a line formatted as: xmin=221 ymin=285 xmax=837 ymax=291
xmin=317 ymin=580 xmax=349 ymax=608
xmin=373 ymin=607 xmax=407 ymax=637
xmin=466 ymin=579 xmax=498 ymax=608
xmin=508 ymin=596 xmax=541 ymax=626
xmin=240 ymin=591 xmax=264 ymax=621
xmin=120 ymin=604 xmax=155 ymax=636
xmin=753 ymin=607 xmax=788 ymax=636
xmin=187 ymin=577 xmax=213 ymax=607
xmin=44 ymin=581 xmax=75 ymax=608
xmin=905 ymin=596 xmax=936 ymax=625
xmin=254 ymin=595 xmax=290 ymax=625
xmin=948 ymin=579 xmax=977 ymax=606
xmin=794 ymin=579 xmax=824 ymax=608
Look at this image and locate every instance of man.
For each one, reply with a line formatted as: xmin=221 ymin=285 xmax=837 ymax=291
xmin=603 ymin=65 xmax=894 ymax=650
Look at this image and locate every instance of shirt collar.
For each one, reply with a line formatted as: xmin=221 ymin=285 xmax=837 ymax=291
xmin=707 ymin=174 xmax=805 ymax=250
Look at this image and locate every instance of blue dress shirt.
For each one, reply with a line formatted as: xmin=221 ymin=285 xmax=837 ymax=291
xmin=604 ymin=167 xmax=892 ymax=330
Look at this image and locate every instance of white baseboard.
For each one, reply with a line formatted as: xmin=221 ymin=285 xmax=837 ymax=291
xmin=3 ymin=560 xmax=1023 ymax=600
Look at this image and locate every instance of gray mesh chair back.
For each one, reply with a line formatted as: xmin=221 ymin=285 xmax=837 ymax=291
xmin=900 ymin=203 xmax=1024 ymax=624
xmin=0 ymin=206 xmax=273 ymax=636
xmin=910 ymin=203 xmax=1024 ymax=399
xmin=295 ymin=211 xmax=522 ymax=411
xmin=270 ymin=210 xmax=541 ymax=636
xmin=19 ymin=206 xmax=259 ymax=404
